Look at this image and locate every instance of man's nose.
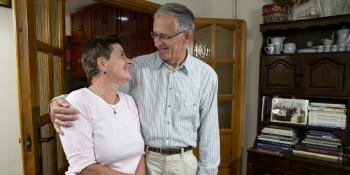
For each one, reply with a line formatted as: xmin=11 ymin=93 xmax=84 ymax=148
xmin=153 ymin=37 xmax=163 ymax=48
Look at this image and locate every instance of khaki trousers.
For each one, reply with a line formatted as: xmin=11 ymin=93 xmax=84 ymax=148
xmin=145 ymin=149 xmax=198 ymax=175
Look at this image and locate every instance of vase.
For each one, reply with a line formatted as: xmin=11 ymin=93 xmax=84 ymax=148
xmin=287 ymin=4 xmax=294 ymax=21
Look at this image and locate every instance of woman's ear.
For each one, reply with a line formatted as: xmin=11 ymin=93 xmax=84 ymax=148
xmin=96 ymin=57 xmax=107 ymax=72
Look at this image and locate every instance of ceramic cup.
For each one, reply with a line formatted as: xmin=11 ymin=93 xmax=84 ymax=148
xmin=265 ymin=45 xmax=275 ymax=54
xmin=322 ymin=38 xmax=333 ymax=48
xmin=275 ymin=43 xmax=283 ymax=54
xmin=338 ymin=44 xmax=345 ymax=52
xmin=331 ymin=45 xmax=338 ymax=52
xmin=316 ymin=45 xmax=324 ymax=52
xmin=324 ymin=45 xmax=331 ymax=52
xmin=282 ymin=43 xmax=296 ymax=54
xmin=306 ymin=41 xmax=314 ymax=48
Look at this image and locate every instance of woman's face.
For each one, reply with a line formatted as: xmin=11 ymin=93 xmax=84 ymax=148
xmin=104 ymin=43 xmax=133 ymax=83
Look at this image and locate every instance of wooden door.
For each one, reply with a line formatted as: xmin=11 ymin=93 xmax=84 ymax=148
xmin=193 ymin=18 xmax=246 ymax=175
xmin=14 ymin=0 xmax=67 ymax=174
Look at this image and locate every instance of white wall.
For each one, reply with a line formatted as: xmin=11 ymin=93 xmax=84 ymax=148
xmin=237 ymin=0 xmax=272 ymax=174
xmin=0 ymin=7 xmax=23 ymax=175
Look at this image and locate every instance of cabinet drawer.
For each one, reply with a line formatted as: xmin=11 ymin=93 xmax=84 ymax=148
xmin=248 ymin=150 xmax=289 ymax=169
xmin=290 ymin=160 xmax=339 ymax=175
xmin=248 ymin=163 xmax=285 ymax=175
xmin=341 ymin=169 xmax=350 ymax=175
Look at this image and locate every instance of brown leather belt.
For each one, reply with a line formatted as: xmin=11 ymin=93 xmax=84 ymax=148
xmin=146 ymin=146 xmax=193 ymax=155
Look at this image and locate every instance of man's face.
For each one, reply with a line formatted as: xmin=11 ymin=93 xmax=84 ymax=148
xmin=152 ymin=15 xmax=187 ymax=65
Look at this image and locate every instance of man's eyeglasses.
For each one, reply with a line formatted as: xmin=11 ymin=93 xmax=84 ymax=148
xmin=150 ymin=31 xmax=185 ymax=41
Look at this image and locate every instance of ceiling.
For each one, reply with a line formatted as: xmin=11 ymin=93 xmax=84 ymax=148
xmin=65 ymin=0 xmax=97 ymax=14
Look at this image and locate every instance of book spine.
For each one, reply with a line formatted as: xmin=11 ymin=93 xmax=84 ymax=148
xmin=258 ymin=134 xmax=294 ymax=142
xmin=294 ymin=145 xmax=341 ymax=156
xmin=257 ymin=139 xmax=294 ymax=148
xmin=258 ymin=137 xmax=296 ymax=146
xmin=308 ymin=106 xmax=347 ymax=113
xmin=257 ymin=143 xmax=293 ymax=153
xmin=262 ymin=128 xmax=294 ymax=137
xmin=293 ymin=149 xmax=342 ymax=161
xmin=310 ymin=102 xmax=346 ymax=109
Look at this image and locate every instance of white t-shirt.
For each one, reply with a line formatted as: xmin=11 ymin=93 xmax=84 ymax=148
xmin=60 ymin=88 xmax=144 ymax=175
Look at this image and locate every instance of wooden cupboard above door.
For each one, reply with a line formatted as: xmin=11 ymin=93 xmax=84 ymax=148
xmin=71 ymin=9 xmax=91 ymax=45
xmin=69 ymin=3 xmax=155 ymax=78
xmin=91 ymin=4 xmax=118 ymax=36
xmin=193 ymin=18 xmax=246 ymax=175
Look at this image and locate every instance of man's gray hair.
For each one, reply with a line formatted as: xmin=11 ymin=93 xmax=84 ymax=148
xmin=154 ymin=3 xmax=195 ymax=32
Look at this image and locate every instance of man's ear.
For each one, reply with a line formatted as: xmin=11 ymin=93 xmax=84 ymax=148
xmin=185 ymin=30 xmax=194 ymax=44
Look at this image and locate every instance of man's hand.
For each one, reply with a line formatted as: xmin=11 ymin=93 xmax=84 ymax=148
xmin=50 ymin=98 xmax=79 ymax=135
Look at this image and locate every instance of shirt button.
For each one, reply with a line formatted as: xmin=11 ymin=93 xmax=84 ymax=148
xmin=169 ymin=87 xmax=172 ymax=90
xmin=167 ymin=105 xmax=171 ymax=107
xmin=166 ymin=137 xmax=169 ymax=140
xmin=167 ymin=121 xmax=170 ymax=124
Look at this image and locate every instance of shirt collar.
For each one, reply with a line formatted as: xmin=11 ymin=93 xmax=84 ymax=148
xmin=154 ymin=51 xmax=193 ymax=75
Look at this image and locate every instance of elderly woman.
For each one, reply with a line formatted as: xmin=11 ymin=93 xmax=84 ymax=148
xmin=60 ymin=36 xmax=144 ymax=175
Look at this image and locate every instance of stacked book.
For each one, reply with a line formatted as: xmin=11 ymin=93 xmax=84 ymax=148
xmin=293 ymin=130 xmax=343 ymax=162
xmin=308 ymin=102 xmax=347 ymax=129
xmin=256 ymin=125 xmax=298 ymax=154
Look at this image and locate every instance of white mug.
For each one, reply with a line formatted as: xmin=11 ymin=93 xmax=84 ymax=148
xmin=338 ymin=44 xmax=345 ymax=52
xmin=316 ymin=45 xmax=324 ymax=52
xmin=346 ymin=44 xmax=350 ymax=51
xmin=331 ymin=45 xmax=338 ymax=52
xmin=265 ymin=45 xmax=275 ymax=55
xmin=282 ymin=43 xmax=296 ymax=54
xmin=275 ymin=43 xmax=283 ymax=54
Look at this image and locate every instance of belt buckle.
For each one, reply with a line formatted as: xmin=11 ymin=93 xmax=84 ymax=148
xmin=162 ymin=148 xmax=171 ymax=155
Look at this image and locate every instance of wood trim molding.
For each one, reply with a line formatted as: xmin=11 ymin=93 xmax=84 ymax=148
xmin=98 ymin=0 xmax=160 ymax=14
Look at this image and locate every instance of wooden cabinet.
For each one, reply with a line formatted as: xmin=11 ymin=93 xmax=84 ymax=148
xmin=248 ymin=148 xmax=340 ymax=175
xmin=69 ymin=3 xmax=155 ymax=78
xmin=248 ymin=15 xmax=350 ymax=175
xmin=260 ymin=54 xmax=350 ymax=96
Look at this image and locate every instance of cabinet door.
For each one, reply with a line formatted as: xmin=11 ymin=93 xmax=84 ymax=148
xmin=91 ymin=4 xmax=118 ymax=36
xmin=289 ymin=160 xmax=339 ymax=175
xmin=303 ymin=54 xmax=350 ymax=96
xmin=260 ymin=56 xmax=300 ymax=95
xmin=247 ymin=164 xmax=286 ymax=175
xmin=70 ymin=45 xmax=85 ymax=78
xmin=118 ymin=8 xmax=136 ymax=37
xmin=71 ymin=9 xmax=91 ymax=44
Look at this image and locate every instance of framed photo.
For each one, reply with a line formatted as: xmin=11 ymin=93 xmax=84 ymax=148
xmin=270 ymin=97 xmax=309 ymax=125
xmin=0 ymin=0 xmax=11 ymax=8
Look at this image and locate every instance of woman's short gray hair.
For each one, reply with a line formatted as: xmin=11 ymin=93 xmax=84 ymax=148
xmin=154 ymin=3 xmax=195 ymax=32
xmin=81 ymin=36 xmax=122 ymax=83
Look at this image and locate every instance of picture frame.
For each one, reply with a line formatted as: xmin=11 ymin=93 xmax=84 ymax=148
xmin=270 ymin=97 xmax=309 ymax=125
xmin=0 ymin=0 xmax=11 ymax=8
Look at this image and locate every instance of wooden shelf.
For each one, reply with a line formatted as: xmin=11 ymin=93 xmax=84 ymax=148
xmin=260 ymin=14 xmax=350 ymax=32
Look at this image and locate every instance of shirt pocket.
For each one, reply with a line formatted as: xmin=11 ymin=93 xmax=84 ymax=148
xmin=176 ymin=102 xmax=200 ymax=131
